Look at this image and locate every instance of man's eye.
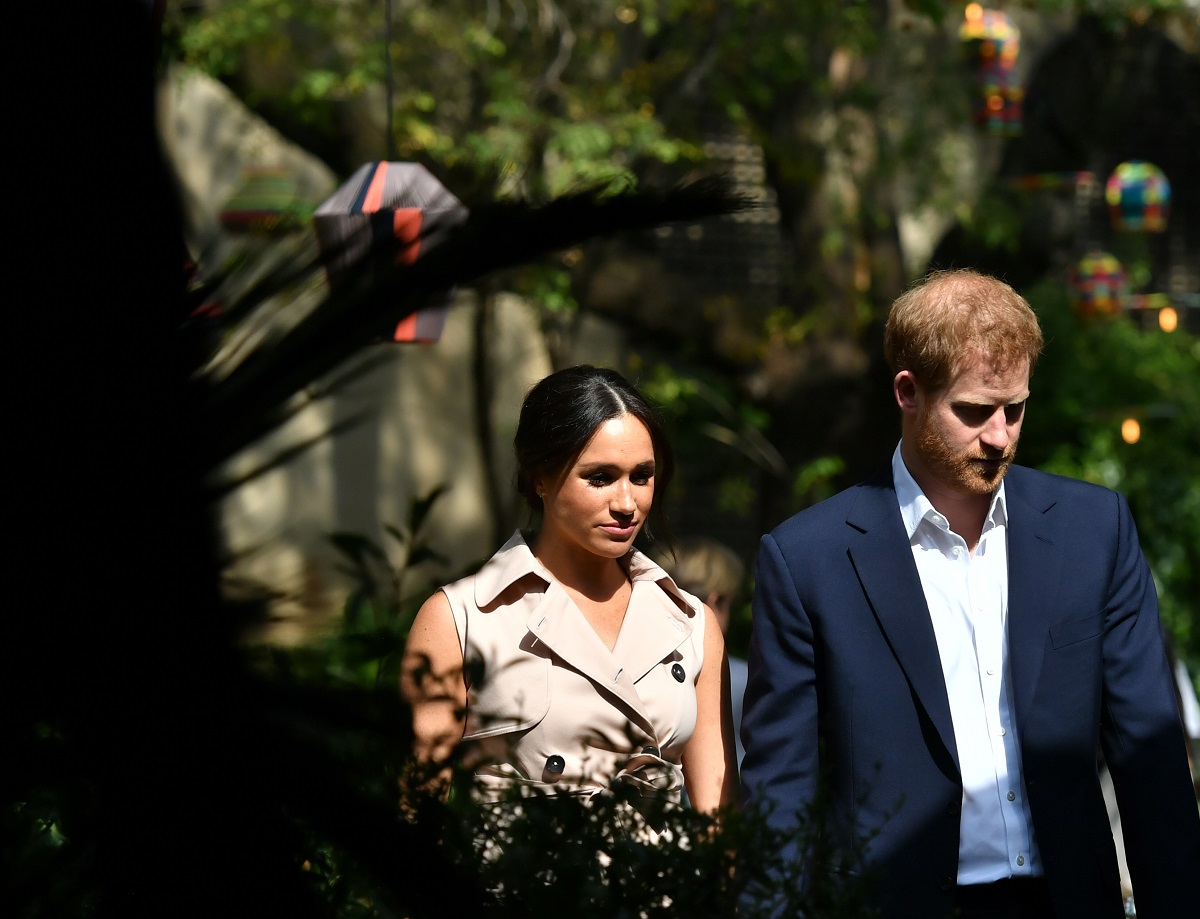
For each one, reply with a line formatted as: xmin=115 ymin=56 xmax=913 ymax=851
xmin=955 ymin=406 xmax=993 ymax=425
xmin=1005 ymin=401 xmax=1026 ymax=423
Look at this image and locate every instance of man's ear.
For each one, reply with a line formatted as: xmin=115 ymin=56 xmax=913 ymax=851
xmin=894 ymin=371 xmax=921 ymax=415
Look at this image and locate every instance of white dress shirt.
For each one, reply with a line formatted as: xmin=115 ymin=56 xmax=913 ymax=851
xmin=892 ymin=446 xmax=1041 ymax=883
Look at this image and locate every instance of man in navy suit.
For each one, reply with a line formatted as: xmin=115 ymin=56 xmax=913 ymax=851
xmin=741 ymin=270 xmax=1199 ymax=918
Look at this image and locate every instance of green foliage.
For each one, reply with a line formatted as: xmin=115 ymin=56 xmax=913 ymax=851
xmin=793 ymin=455 xmax=847 ymax=506
xmin=643 ymin=363 xmax=789 ymax=518
xmin=960 ymin=189 xmax=1026 ymax=255
xmin=170 ymin=0 xmax=698 ymax=196
xmin=1022 ymin=280 xmax=1200 ymax=666
xmin=275 ymin=487 xmax=449 ymax=692
xmin=171 ymin=0 xmax=383 ymax=124
xmin=510 ymin=262 xmax=580 ymax=315
xmin=425 ymin=782 xmax=880 ymax=919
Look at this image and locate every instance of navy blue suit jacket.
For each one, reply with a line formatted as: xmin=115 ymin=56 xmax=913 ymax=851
xmin=741 ymin=464 xmax=1200 ymax=918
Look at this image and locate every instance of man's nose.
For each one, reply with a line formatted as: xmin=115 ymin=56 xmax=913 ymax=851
xmin=980 ymin=408 xmax=1010 ymax=450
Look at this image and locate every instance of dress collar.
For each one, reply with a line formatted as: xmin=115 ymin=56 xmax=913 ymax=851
xmin=474 ymin=529 xmax=699 ymax=616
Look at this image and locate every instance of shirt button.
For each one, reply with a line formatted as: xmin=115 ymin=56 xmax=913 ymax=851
xmin=987 ymin=668 xmax=995 ymax=675
xmin=671 ymin=663 xmax=686 ymax=682
xmin=545 ymin=755 xmax=565 ymax=775
xmin=998 ymin=727 xmax=1007 ymax=736
xmin=1007 ymin=791 xmax=1016 ymax=802
xmin=1017 ymin=855 xmax=1026 ymax=866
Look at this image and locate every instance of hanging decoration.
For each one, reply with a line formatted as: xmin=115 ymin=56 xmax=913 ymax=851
xmin=1104 ymin=160 xmax=1171 ymax=232
xmin=313 ymin=161 xmax=468 ymax=343
xmin=219 ymin=166 xmax=313 ymax=235
xmin=1068 ymin=251 xmax=1128 ymax=318
xmin=959 ymin=4 xmax=1023 ymax=136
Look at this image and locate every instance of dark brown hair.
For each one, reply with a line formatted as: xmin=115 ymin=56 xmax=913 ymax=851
xmin=514 ymin=365 xmax=674 ymax=541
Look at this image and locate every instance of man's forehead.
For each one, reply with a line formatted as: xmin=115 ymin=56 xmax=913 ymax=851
xmin=938 ymin=350 xmax=1030 ymax=398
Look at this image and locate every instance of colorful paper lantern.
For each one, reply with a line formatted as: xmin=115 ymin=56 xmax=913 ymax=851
xmin=1068 ymin=251 xmax=1128 ymax=318
xmin=1105 ymin=161 xmax=1171 ymax=232
xmin=314 ymin=161 xmax=468 ymax=343
xmin=959 ymin=5 xmax=1023 ymax=136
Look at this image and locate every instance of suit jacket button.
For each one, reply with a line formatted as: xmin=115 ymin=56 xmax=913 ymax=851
xmin=642 ymin=745 xmax=660 ymax=757
xmin=947 ymin=801 xmax=961 ymax=816
xmin=671 ymin=663 xmax=686 ymax=682
xmin=545 ymin=754 xmax=565 ymax=775
xmin=940 ymin=876 xmax=954 ymax=891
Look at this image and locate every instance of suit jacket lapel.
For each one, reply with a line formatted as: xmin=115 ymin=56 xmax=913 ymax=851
xmin=1003 ymin=467 xmax=1063 ymax=728
xmin=846 ymin=470 xmax=960 ymax=772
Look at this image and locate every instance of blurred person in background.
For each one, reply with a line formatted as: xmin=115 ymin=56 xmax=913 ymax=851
xmin=657 ymin=537 xmax=747 ymax=768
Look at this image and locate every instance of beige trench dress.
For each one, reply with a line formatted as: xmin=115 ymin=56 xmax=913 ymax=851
xmin=440 ymin=530 xmax=707 ymax=805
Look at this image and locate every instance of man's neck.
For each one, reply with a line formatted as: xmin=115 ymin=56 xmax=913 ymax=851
xmin=900 ymin=443 xmax=992 ymax=553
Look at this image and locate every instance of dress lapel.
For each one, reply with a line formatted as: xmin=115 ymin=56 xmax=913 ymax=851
xmin=525 ymin=579 xmax=658 ymax=740
xmin=845 ymin=471 xmax=960 ymax=773
xmin=612 ymin=580 xmax=695 ymax=683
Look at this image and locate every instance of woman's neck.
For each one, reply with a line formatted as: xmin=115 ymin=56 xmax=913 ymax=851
xmin=532 ymin=534 xmax=630 ymax=600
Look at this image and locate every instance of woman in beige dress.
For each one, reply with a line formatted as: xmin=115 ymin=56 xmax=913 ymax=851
xmin=401 ymin=365 xmax=737 ymax=815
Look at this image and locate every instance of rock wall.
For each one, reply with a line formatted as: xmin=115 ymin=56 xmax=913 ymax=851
xmin=159 ymin=68 xmax=553 ymax=643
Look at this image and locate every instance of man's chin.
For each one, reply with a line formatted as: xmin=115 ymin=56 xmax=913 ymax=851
xmin=965 ymin=460 xmax=1012 ymax=493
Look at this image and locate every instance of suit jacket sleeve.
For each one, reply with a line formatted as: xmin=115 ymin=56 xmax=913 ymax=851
xmin=1098 ymin=491 xmax=1200 ymax=917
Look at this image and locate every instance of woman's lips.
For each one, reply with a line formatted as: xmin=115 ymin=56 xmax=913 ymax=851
xmin=599 ymin=522 xmax=637 ymax=538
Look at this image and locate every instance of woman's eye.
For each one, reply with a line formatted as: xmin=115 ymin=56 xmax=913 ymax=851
xmin=586 ymin=473 xmax=611 ymax=486
xmin=632 ymin=472 xmax=653 ymax=486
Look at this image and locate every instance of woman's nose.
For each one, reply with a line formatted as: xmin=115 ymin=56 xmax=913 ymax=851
xmin=612 ymin=479 xmax=636 ymax=513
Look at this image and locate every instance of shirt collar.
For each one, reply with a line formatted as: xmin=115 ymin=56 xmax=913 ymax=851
xmin=892 ymin=444 xmax=1008 ymax=541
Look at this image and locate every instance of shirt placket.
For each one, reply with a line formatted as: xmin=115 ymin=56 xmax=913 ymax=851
xmin=975 ymin=525 xmax=1030 ymax=874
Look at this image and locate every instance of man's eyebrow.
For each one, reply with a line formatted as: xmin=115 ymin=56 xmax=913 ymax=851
xmin=953 ymin=392 xmax=1029 ymax=404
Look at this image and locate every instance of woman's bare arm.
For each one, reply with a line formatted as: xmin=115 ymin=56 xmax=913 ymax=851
xmin=681 ymin=603 xmax=739 ymax=812
xmin=400 ymin=590 xmax=467 ymax=768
